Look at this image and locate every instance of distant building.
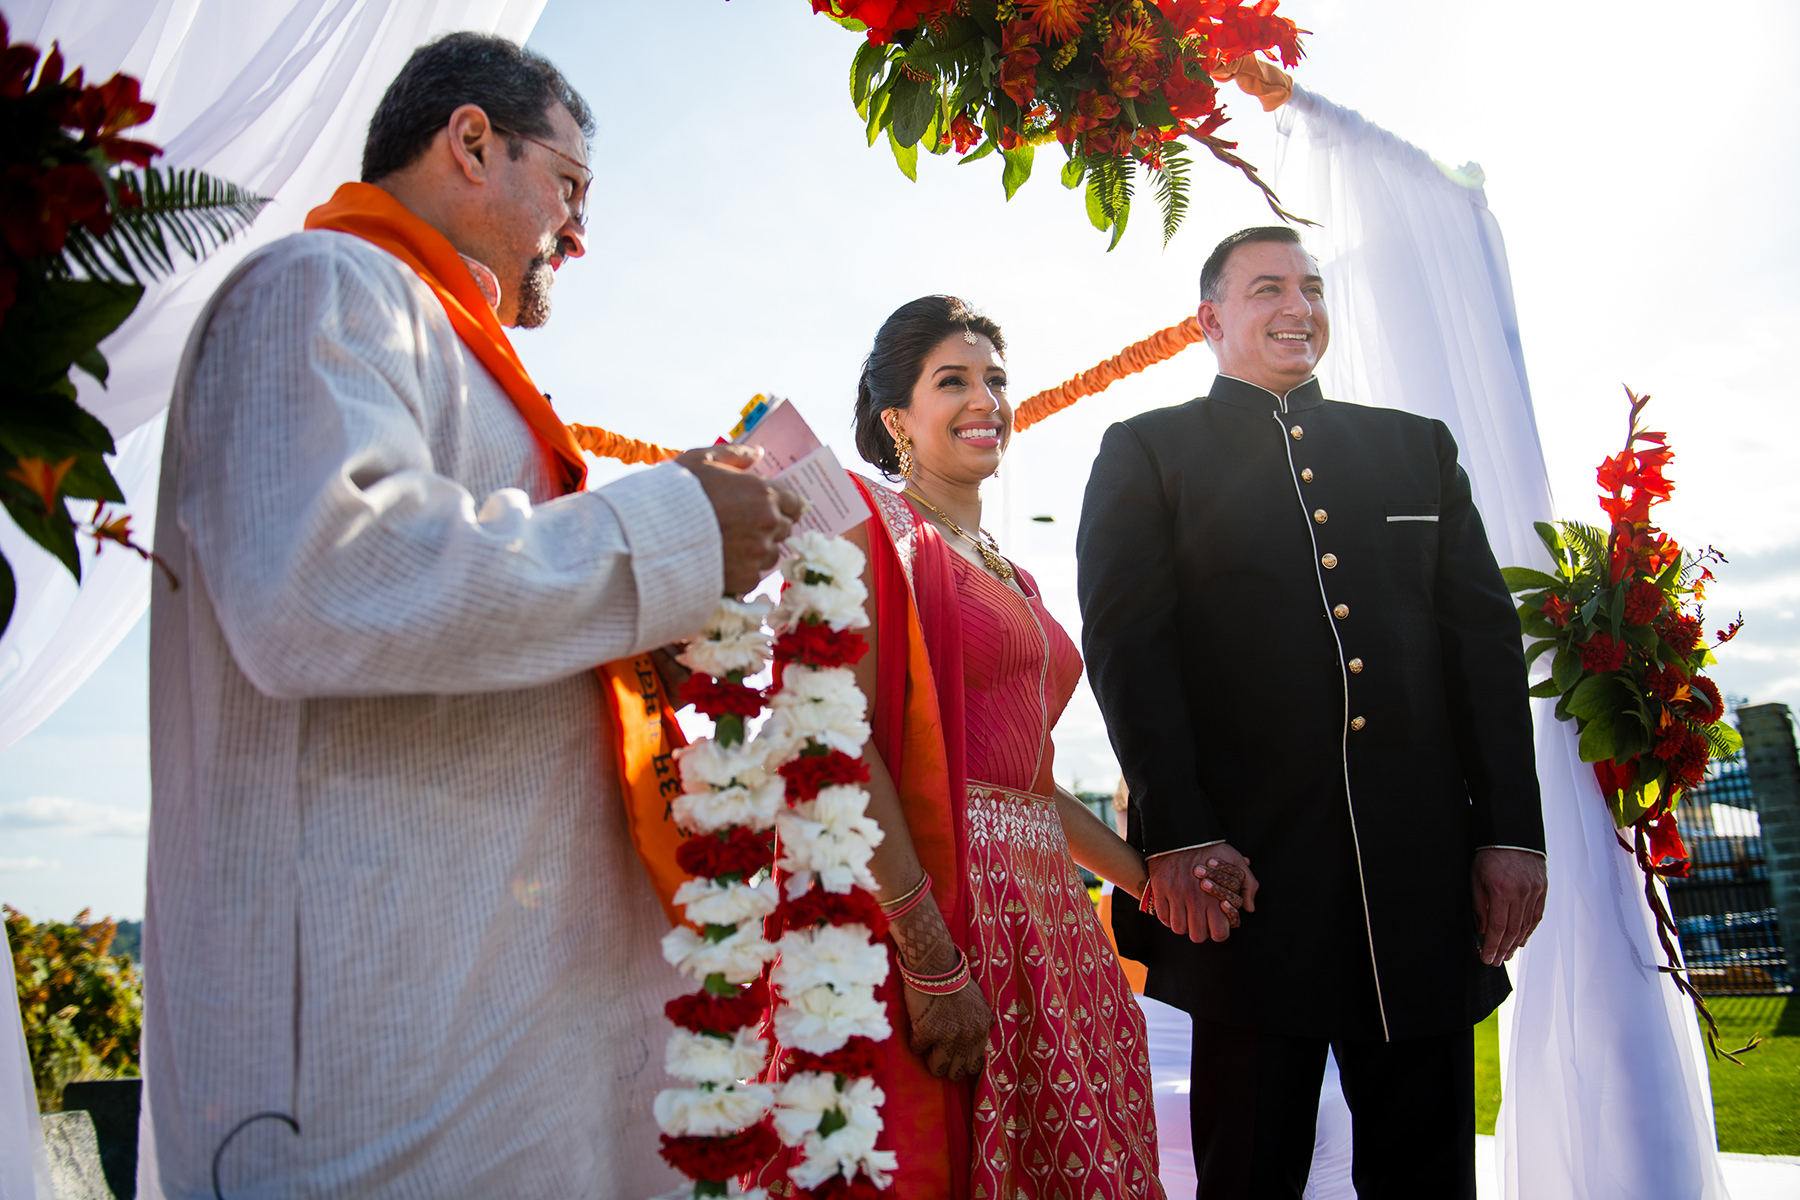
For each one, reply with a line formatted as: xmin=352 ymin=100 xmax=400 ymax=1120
xmin=1670 ymin=757 xmax=1789 ymax=993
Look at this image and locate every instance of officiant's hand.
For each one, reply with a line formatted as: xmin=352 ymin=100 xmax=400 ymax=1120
xmin=1147 ymin=843 xmax=1259 ymax=944
xmin=678 ymin=444 xmax=805 ymax=595
xmin=1471 ymin=848 xmax=1547 ymax=965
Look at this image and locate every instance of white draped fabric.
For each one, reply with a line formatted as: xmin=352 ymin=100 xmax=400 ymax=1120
xmin=0 ymin=0 xmax=545 ymax=1189
xmin=1272 ymin=86 xmax=1728 ymax=1200
xmin=0 ymin=0 xmax=547 ymax=753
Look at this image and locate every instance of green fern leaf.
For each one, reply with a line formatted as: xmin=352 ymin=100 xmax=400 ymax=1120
xmin=59 ymin=168 xmax=268 ymax=285
xmin=1150 ymin=142 xmax=1192 ymax=247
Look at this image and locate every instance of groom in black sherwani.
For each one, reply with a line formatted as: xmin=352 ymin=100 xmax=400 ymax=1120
xmin=1078 ymin=226 xmax=1549 ymax=1199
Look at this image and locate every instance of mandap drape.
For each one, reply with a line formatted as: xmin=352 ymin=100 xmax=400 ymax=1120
xmin=0 ymin=0 xmax=547 ymax=753
xmin=1273 ymin=86 xmax=1728 ymax=1200
xmin=0 ymin=3 xmax=546 ymax=1194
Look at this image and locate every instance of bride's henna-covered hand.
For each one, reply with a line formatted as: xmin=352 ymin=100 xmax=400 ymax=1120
xmin=889 ymin=899 xmax=993 ymax=1081
xmin=1196 ymin=859 xmax=1248 ymax=927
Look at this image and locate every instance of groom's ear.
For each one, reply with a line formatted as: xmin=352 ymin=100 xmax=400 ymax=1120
xmin=1197 ymin=299 xmax=1226 ymax=343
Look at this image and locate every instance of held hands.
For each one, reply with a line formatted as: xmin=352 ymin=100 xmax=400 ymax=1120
xmin=887 ymin=900 xmax=993 ymax=1080
xmin=1471 ymin=848 xmax=1547 ymax=965
xmin=1145 ymin=843 xmax=1258 ymax=944
xmin=676 ymin=444 xmax=806 ymax=596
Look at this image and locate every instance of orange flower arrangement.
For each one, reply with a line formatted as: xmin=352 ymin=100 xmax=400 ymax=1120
xmin=806 ymin=0 xmax=1306 ymax=247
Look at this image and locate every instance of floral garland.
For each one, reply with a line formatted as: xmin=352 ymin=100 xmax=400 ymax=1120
xmin=654 ymin=595 xmax=783 ymax=1197
xmin=654 ymin=531 xmax=896 ymax=1198
xmin=1505 ymin=386 xmax=1754 ymax=1060
xmin=805 ymin=0 xmax=1307 ymax=247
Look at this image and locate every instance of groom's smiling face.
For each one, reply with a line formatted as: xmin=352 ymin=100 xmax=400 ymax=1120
xmin=1200 ymin=240 xmax=1329 ymax=395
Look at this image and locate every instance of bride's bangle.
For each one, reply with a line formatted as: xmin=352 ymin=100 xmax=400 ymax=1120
xmin=1139 ymin=878 xmax=1156 ymax=914
xmin=880 ymin=871 xmax=932 ymax=919
xmin=899 ymin=946 xmax=972 ymax=996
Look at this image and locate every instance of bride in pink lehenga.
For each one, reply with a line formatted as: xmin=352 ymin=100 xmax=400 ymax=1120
xmin=764 ymin=296 xmax=1243 ymax=1199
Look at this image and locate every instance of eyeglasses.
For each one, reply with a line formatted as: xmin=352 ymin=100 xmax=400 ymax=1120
xmin=492 ymin=124 xmax=591 ymax=227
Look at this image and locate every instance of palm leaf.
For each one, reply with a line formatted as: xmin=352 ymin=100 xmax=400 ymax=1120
xmin=1563 ymin=520 xmax=1611 ymax=574
xmin=1150 ymin=141 xmax=1192 ymax=247
xmin=59 ymin=168 xmax=268 ymax=286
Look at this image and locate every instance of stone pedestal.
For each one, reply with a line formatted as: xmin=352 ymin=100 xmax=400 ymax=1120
xmin=1738 ymin=703 xmax=1800 ymax=981
xmin=62 ymin=1078 xmax=139 ymax=1200
xmin=40 ymin=1109 xmax=114 ymax=1200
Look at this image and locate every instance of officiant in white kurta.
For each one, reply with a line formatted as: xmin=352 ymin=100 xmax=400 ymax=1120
xmin=142 ymin=33 xmax=801 ymax=1199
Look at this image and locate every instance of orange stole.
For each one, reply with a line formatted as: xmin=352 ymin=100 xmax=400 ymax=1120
xmin=600 ymin=655 xmax=694 ymax=928
xmin=303 ymin=182 xmax=588 ymax=494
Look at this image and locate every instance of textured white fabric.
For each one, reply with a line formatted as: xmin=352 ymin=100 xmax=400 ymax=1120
xmin=0 ymin=0 xmax=547 ymax=754
xmin=0 ymin=937 xmax=53 ymax=1200
xmin=142 ymin=230 xmax=721 ymax=1198
xmin=1274 ymin=86 xmax=1728 ymax=1200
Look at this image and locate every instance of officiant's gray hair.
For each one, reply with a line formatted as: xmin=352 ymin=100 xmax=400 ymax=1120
xmin=1200 ymin=225 xmax=1305 ymax=303
xmin=361 ymin=32 xmax=594 ymax=182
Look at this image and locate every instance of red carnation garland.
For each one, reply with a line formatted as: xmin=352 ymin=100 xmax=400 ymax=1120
xmin=1506 ymin=386 xmax=1753 ymax=1061
xmin=654 ymin=597 xmax=785 ymax=1198
xmin=779 ymin=751 xmax=873 ymax=803
xmin=762 ymin=534 xmax=897 ymax=1195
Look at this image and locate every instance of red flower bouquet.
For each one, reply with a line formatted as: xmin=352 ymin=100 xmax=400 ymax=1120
xmin=804 ymin=0 xmax=1307 ymax=247
xmin=0 ymin=17 xmax=264 ymax=633
xmin=1506 ymin=386 xmax=1752 ymax=1059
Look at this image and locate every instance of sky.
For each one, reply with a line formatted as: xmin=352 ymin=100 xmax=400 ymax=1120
xmin=3 ymin=0 xmax=1797 ymax=922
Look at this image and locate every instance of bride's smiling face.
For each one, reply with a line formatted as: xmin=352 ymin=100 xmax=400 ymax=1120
xmin=887 ymin=332 xmax=1010 ymax=487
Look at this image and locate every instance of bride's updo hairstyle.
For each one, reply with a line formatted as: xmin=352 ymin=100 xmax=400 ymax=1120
xmin=854 ymin=295 xmax=1006 ymax=479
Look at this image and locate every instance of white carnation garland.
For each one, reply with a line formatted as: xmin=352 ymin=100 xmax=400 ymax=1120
xmin=653 ymin=531 xmax=894 ymax=1200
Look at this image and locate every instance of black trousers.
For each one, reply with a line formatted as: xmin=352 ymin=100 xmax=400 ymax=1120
xmin=1189 ymin=1019 xmax=1476 ymax=1200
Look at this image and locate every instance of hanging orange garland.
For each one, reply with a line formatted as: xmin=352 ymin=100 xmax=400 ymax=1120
xmin=565 ymin=422 xmax=680 ymax=465
xmin=563 ymin=316 xmax=1207 ymax=463
xmin=1012 ymin=315 xmax=1205 ymax=432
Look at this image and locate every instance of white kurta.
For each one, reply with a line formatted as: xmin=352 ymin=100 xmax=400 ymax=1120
xmin=143 ymin=231 xmax=719 ymax=1199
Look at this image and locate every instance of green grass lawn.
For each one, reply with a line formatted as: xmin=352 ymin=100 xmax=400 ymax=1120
xmin=1472 ymin=995 xmax=1800 ymax=1155
xmin=1705 ymin=996 xmax=1800 ymax=1155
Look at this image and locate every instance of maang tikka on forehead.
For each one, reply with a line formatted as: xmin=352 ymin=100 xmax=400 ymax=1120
xmin=962 ymin=326 xmax=978 ymax=345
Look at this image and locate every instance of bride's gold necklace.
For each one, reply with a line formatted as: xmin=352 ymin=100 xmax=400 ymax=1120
xmin=903 ymin=488 xmax=1015 ymax=582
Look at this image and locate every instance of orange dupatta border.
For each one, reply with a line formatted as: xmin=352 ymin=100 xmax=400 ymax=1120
xmin=305 ymin=183 xmax=690 ymax=921
xmin=852 ymin=475 xmax=976 ymax=1200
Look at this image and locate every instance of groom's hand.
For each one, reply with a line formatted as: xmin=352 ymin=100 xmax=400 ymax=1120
xmin=1147 ymin=842 xmax=1259 ymax=944
xmin=678 ymin=445 xmax=805 ymax=595
xmin=1471 ymin=848 xmax=1547 ymax=965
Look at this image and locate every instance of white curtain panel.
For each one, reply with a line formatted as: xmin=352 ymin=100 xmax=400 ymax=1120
xmin=0 ymin=0 xmax=547 ymax=753
xmin=1273 ymin=87 xmax=1728 ymax=1200
xmin=0 ymin=0 xmax=546 ymax=1187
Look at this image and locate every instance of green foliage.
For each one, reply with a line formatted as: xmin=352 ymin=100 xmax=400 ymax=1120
xmin=57 ymin=168 xmax=267 ymax=286
xmin=5 ymin=906 xmax=142 ymax=1112
xmin=819 ymin=4 xmax=1304 ymax=249
xmin=0 ymin=35 xmax=267 ymax=636
xmin=1702 ymin=997 xmax=1800 ymax=1155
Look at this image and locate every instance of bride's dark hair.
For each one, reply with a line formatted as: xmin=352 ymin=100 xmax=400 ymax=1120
xmin=853 ymin=295 xmax=1006 ymax=478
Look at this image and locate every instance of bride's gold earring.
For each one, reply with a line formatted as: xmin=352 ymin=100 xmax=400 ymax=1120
xmin=893 ymin=427 xmax=915 ymax=479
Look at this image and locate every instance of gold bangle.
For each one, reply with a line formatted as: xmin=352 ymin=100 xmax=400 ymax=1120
xmin=879 ymin=871 xmax=930 ymax=913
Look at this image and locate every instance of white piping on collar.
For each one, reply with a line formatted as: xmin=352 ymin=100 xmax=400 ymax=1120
xmin=1216 ymin=373 xmax=1320 ymax=414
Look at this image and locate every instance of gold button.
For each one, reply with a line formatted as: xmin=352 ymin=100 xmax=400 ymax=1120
xmin=1350 ymin=716 xmax=1367 ymax=731
xmin=1313 ymin=509 xmax=1328 ymax=524
xmin=1333 ymin=603 xmax=1349 ymax=620
xmin=1321 ymin=553 xmax=1338 ymax=569
xmin=1348 ymin=657 xmax=1364 ymax=673
xmin=1290 ymin=425 xmax=1304 ymax=440
xmin=1301 ymin=468 xmax=1314 ymax=483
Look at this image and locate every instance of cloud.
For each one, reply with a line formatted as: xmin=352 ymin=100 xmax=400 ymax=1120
xmin=0 ymin=797 xmax=147 ymax=839
xmin=0 ymin=857 xmax=62 ymax=872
